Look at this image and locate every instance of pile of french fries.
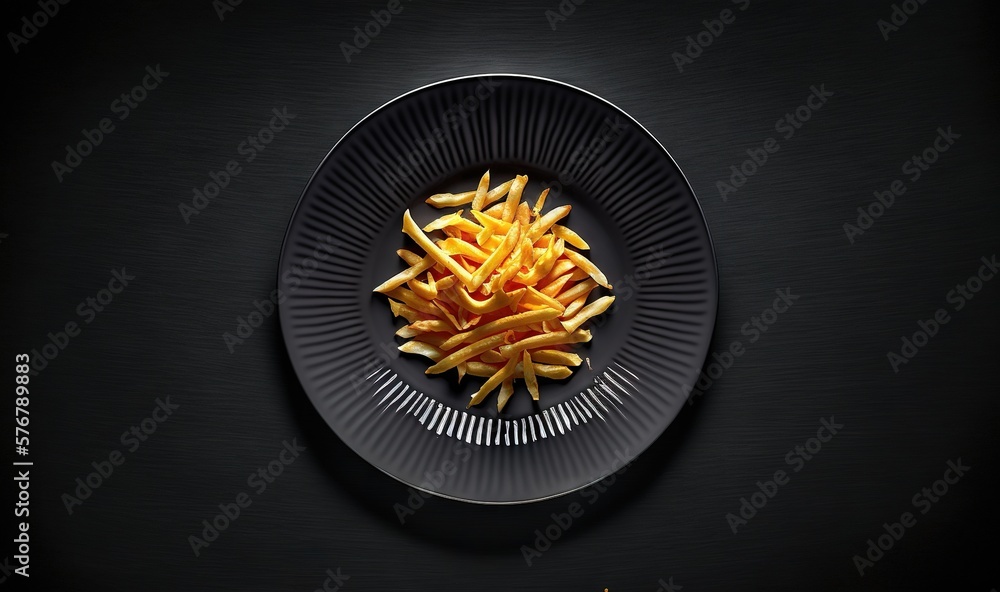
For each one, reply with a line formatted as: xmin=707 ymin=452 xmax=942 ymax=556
xmin=374 ymin=171 xmax=615 ymax=411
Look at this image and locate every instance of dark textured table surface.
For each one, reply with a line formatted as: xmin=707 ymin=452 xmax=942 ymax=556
xmin=3 ymin=0 xmax=998 ymax=590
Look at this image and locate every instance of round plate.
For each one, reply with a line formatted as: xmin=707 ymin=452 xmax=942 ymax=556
xmin=278 ymin=74 xmax=718 ymax=504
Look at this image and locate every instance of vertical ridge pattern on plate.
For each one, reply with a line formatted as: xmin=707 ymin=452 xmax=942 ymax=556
xmin=278 ymin=75 xmax=717 ymax=504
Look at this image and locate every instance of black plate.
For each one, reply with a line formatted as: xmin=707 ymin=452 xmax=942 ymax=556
xmin=277 ymin=74 xmax=718 ymax=504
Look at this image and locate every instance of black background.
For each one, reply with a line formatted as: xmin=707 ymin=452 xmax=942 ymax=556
xmin=3 ymin=0 xmax=998 ymax=590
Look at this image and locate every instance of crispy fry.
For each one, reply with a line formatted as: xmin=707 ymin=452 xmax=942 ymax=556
xmin=561 ymin=293 xmax=588 ymax=318
xmin=498 ymin=329 xmax=592 ymax=358
xmin=516 ymin=237 xmax=565 ymax=285
xmin=407 ymin=271 xmax=437 ymax=300
xmin=555 ymin=279 xmax=598 ymax=306
xmin=423 ymin=210 xmax=465 ymax=232
xmin=438 ymin=308 xmax=561 ymax=351
xmin=397 ymin=249 xmax=423 ymax=265
xmin=523 ymin=285 xmax=566 ymax=312
xmin=532 ymin=188 xmax=549 ymax=217
xmin=471 ymin=170 xmax=490 ymax=211
xmin=465 ymin=361 xmax=573 ymax=380
xmin=540 ymin=272 xmax=573 ymax=297
xmin=469 ymin=221 xmax=521 ymax=290
xmin=438 ymin=238 xmax=489 ymax=262
xmin=562 ymin=295 xmax=616 ymax=333
xmin=564 ymin=249 xmax=611 ymax=288
xmin=501 ymin=175 xmax=528 ymax=223
xmin=551 ymin=224 xmax=590 ymax=250
xmin=388 ymin=299 xmax=421 ymax=323
xmin=373 ymin=255 xmax=435 ymax=294
xmin=516 ymin=202 xmax=531 ymax=225
xmin=401 ymin=210 xmax=475 ymax=288
xmin=496 ymin=376 xmax=515 ymax=411
xmin=410 ymin=332 xmax=450 ymax=348
xmin=384 ymin=287 xmax=442 ymax=317
xmin=408 ymin=319 xmax=453 ymax=333
xmin=479 ymin=349 xmax=505 ymax=363
xmin=469 ymin=355 xmax=518 ymax=407
xmin=522 ymin=350 xmax=540 ymax=400
xmin=427 ymin=332 xmax=508 ymax=375
xmin=484 ymin=201 xmax=505 ymax=218
xmin=483 ymin=179 xmax=515 ymax=208
xmin=527 ymin=205 xmax=571 ymax=241
xmin=398 ymin=340 xmax=444 ymax=362
xmin=471 ymin=209 xmax=512 ymax=233
xmin=530 ymin=349 xmax=582 ymax=366
xmin=539 ymin=258 xmax=577 ymax=285
xmin=425 ymin=190 xmax=476 ymax=208
xmin=450 ymin=285 xmax=518 ymax=315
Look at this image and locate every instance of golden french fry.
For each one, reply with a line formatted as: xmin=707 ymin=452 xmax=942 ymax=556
xmin=475 ymin=225 xmax=494 ymax=247
xmin=469 ymin=355 xmax=518 ymax=407
xmin=523 ymin=350 xmax=540 ymax=400
xmin=562 ymin=295 xmax=616 ymax=333
xmin=373 ymin=255 xmax=435 ymax=294
xmin=507 ymin=287 xmax=526 ymax=312
xmin=484 ymin=201 xmax=505 ymax=218
xmin=540 ymin=272 xmax=573 ymax=297
xmin=527 ymin=205 xmax=571 ymax=241
xmin=531 ymin=349 xmax=582 ymax=366
xmin=410 ymin=332 xmax=449 ymax=348
xmin=516 ymin=237 xmax=565 ymax=285
xmin=402 ymin=210 xmax=475 ymax=288
xmin=438 ymin=238 xmax=489 ymax=262
xmin=388 ymin=299 xmax=421 ymax=323
xmin=496 ymin=376 xmax=515 ymax=411
xmin=432 ymin=301 xmax=463 ymax=331
xmin=564 ymin=249 xmax=611 ymax=288
xmin=539 ymin=258 xmax=576 ymax=285
xmin=469 ymin=221 xmax=521 ymax=290
xmin=466 ymin=361 xmax=573 ymax=380
xmin=407 ymin=272 xmax=437 ymax=300
xmin=532 ymin=188 xmax=549 ymax=217
xmin=501 ymin=175 xmax=528 ymax=223
xmin=457 ymin=254 xmax=477 ymax=274
xmin=555 ymin=279 xmax=598 ymax=305
xmin=450 ymin=285 xmax=516 ymax=315
xmin=408 ymin=319 xmax=452 ymax=333
xmin=523 ymin=286 xmax=566 ymax=312
xmin=471 ymin=170 xmax=490 ymax=211
xmin=395 ymin=325 xmax=418 ymax=338
xmin=561 ymin=293 xmax=588 ymax=318
xmin=384 ymin=287 xmax=442 ymax=317
xmin=483 ymin=179 xmax=515 ymax=208
xmin=552 ymin=224 xmax=590 ymax=250
xmin=398 ymin=340 xmax=443 ymax=361
xmin=426 ymin=190 xmax=476 ymax=208
xmin=480 ymin=349 xmax=505 ymax=363
xmin=471 ymin=209 xmax=513 ymax=234
xmin=516 ymin=202 xmax=531 ymax=225
xmin=438 ymin=308 xmax=560 ymax=351
xmin=436 ymin=275 xmax=457 ymax=290
xmin=423 ymin=210 xmax=465 ymax=232
xmin=498 ymin=329 xmax=591 ymax=358
xmin=397 ymin=249 xmax=423 ymax=265
xmin=426 ymin=332 xmax=508 ymax=374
